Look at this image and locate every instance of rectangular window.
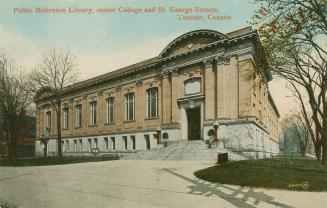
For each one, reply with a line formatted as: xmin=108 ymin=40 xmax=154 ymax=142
xmin=106 ymin=97 xmax=115 ymax=123
xmin=123 ymin=136 xmax=128 ymax=150
xmin=104 ymin=137 xmax=109 ymax=150
xmin=131 ymin=136 xmax=136 ymax=150
xmin=75 ymin=105 xmax=82 ymax=128
xmin=147 ymin=88 xmax=158 ymax=118
xmin=63 ymin=107 xmax=69 ymax=129
xmin=90 ymin=101 xmax=97 ymax=126
xmin=46 ymin=111 xmax=51 ymax=130
xmin=125 ymin=93 xmax=135 ymax=121
xmin=111 ymin=137 xmax=115 ymax=150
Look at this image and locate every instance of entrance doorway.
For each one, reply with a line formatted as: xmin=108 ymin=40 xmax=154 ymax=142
xmin=186 ymin=107 xmax=201 ymax=140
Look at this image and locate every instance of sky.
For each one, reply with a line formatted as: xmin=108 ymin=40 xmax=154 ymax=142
xmin=0 ymin=0 xmax=295 ymax=117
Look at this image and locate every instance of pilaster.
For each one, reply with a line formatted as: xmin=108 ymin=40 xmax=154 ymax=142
xmin=171 ymin=67 xmax=180 ymax=124
xmin=204 ymin=58 xmax=215 ymax=121
xmin=161 ymin=69 xmax=171 ymax=125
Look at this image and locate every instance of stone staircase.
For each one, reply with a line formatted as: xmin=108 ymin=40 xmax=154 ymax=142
xmin=121 ymin=140 xmax=249 ymax=162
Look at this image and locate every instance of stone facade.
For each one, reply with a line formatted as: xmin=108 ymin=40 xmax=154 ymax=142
xmin=34 ymin=27 xmax=280 ymax=157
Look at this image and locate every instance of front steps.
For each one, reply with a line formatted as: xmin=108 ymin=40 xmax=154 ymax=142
xmin=121 ymin=140 xmax=249 ymax=162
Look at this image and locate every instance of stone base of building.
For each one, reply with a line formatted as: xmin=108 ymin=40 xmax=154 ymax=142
xmin=35 ymin=118 xmax=279 ymax=158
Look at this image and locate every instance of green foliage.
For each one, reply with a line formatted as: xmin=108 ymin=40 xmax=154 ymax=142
xmin=207 ymin=129 xmax=215 ymax=136
xmin=0 ymin=156 xmax=119 ymax=167
xmin=195 ymin=158 xmax=327 ymax=191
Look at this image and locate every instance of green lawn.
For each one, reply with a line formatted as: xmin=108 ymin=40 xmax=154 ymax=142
xmin=194 ymin=158 xmax=327 ymax=191
xmin=0 ymin=155 xmax=119 ymax=167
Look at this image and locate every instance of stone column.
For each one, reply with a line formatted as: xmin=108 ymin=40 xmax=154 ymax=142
xmin=171 ymin=67 xmax=179 ymax=124
xmin=161 ymin=69 xmax=171 ymax=125
xmin=204 ymin=58 xmax=215 ymax=121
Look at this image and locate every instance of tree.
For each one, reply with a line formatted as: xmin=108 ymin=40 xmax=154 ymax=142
xmin=31 ymin=48 xmax=79 ymax=159
xmin=283 ymin=110 xmax=312 ymax=157
xmin=0 ymin=53 xmax=34 ymax=162
xmin=252 ymin=0 xmax=327 ymax=164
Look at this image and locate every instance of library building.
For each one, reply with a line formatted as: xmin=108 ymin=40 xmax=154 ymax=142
xmin=34 ymin=27 xmax=280 ymax=158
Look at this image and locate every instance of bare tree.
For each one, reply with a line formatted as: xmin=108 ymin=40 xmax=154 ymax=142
xmin=31 ymin=48 xmax=79 ymax=159
xmin=283 ymin=110 xmax=312 ymax=157
xmin=0 ymin=53 xmax=34 ymax=162
xmin=252 ymin=0 xmax=327 ymax=164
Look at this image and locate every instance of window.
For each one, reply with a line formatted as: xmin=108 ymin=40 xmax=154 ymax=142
xmin=123 ymin=136 xmax=128 ymax=150
xmin=106 ymin=97 xmax=115 ymax=123
xmin=90 ymin=101 xmax=97 ymax=126
xmin=63 ymin=107 xmax=69 ymax=129
xmin=147 ymin=88 xmax=158 ymax=118
xmin=111 ymin=137 xmax=116 ymax=150
xmin=125 ymin=93 xmax=135 ymax=121
xmin=131 ymin=136 xmax=136 ymax=150
xmin=145 ymin=135 xmax=150 ymax=150
xmin=46 ymin=111 xmax=51 ymax=130
xmin=104 ymin=137 xmax=109 ymax=150
xmin=75 ymin=105 xmax=82 ymax=128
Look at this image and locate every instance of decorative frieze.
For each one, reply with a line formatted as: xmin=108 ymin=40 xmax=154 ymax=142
xmin=97 ymin=89 xmax=104 ymax=96
xmin=170 ymin=67 xmax=178 ymax=76
xmin=203 ymin=58 xmax=214 ymax=68
xmin=215 ymin=53 xmax=231 ymax=65
xmin=160 ymin=68 xmax=170 ymax=79
xmin=115 ymin=82 xmax=121 ymax=92
xmin=135 ymin=78 xmax=143 ymax=87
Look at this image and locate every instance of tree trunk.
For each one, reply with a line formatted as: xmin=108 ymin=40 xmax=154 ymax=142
xmin=322 ymin=146 xmax=327 ymax=165
xmin=57 ymin=101 xmax=62 ymax=160
xmin=43 ymin=140 xmax=48 ymax=157
xmin=7 ymin=132 xmax=17 ymax=164
xmin=301 ymin=148 xmax=306 ymax=157
xmin=321 ymin=138 xmax=327 ymax=165
xmin=315 ymin=143 xmax=322 ymax=162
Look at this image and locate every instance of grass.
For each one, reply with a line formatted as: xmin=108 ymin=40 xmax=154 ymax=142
xmin=0 ymin=155 xmax=119 ymax=167
xmin=194 ymin=158 xmax=327 ymax=191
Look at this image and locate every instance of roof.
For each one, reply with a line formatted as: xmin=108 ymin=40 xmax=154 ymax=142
xmin=66 ymin=26 xmax=256 ymax=91
xmin=268 ymin=91 xmax=280 ymax=118
xmin=226 ymin=26 xmax=253 ymax=38
xmin=67 ymin=57 xmax=157 ymax=91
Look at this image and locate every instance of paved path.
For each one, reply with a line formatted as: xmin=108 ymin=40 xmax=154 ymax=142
xmin=0 ymin=160 xmax=326 ymax=208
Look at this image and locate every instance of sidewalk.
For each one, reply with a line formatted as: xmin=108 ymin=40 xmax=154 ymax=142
xmin=0 ymin=160 xmax=326 ymax=208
